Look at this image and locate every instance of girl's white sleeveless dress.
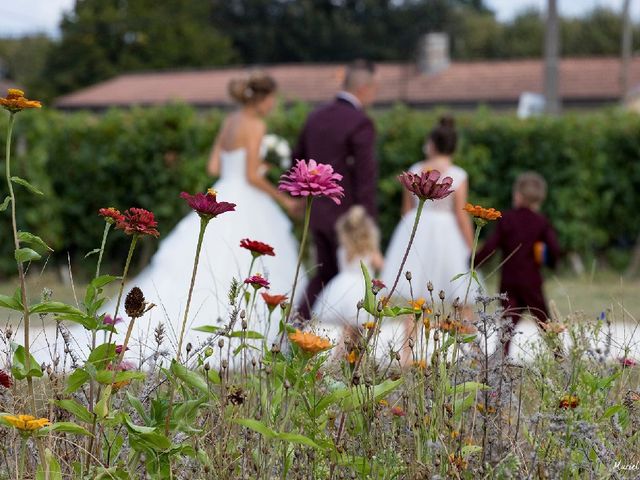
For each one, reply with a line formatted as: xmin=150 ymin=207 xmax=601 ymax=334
xmin=381 ymin=163 xmax=471 ymax=303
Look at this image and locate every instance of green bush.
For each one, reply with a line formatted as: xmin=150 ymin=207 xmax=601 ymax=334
xmin=1 ymin=104 xmax=639 ymax=278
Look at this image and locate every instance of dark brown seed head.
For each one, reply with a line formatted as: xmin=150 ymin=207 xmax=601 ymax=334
xmin=124 ymin=287 xmax=146 ymax=318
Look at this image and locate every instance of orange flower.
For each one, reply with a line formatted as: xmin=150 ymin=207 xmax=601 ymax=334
xmin=288 ymin=330 xmax=332 ymax=355
xmin=0 ymin=88 xmax=41 ymax=113
xmin=439 ymin=320 xmax=476 ymax=335
xmin=541 ymin=322 xmax=566 ymax=334
xmin=362 ymin=321 xmax=376 ymax=330
xmin=463 ymin=203 xmax=502 ymax=222
xmin=412 ymin=360 xmax=427 ymax=370
xmin=346 ymin=350 xmax=358 ymax=364
xmin=112 ymin=380 xmax=131 ymax=391
xmin=448 ymin=454 xmax=468 ymax=471
xmin=261 ymin=292 xmax=288 ymax=311
xmin=559 ymin=394 xmax=580 ymax=409
xmin=379 ymin=399 xmax=389 ymax=407
xmin=3 ymin=414 xmax=50 ymax=431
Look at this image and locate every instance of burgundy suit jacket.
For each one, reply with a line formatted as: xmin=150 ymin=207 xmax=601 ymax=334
xmin=292 ymin=97 xmax=377 ymax=234
xmin=475 ymin=207 xmax=561 ymax=289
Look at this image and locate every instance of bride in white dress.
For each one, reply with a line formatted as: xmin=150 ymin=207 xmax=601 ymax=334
xmin=97 ymin=73 xmax=304 ymax=366
xmin=381 ymin=116 xmax=474 ymax=304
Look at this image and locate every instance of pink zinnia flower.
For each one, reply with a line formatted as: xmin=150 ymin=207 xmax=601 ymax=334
xmin=244 ymin=274 xmax=270 ymax=290
xmin=0 ymin=370 xmax=12 ymax=389
xmin=116 ymin=208 xmax=159 ymax=237
xmin=180 ymin=189 xmax=236 ymax=220
xmin=103 ymin=314 xmax=123 ymax=326
xmin=398 ymin=170 xmax=454 ymax=201
xmin=279 ymin=159 xmax=344 ymax=204
xmin=98 ymin=207 xmax=124 ymax=225
xmin=240 ymin=238 xmax=275 ymax=257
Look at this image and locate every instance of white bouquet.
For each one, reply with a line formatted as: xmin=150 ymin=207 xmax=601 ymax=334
xmin=261 ymin=134 xmax=292 ymax=170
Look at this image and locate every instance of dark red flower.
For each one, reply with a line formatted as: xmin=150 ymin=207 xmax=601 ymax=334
xmin=116 ymin=208 xmax=159 ymax=237
xmin=0 ymin=370 xmax=13 ymax=388
xmin=390 ymin=406 xmax=406 ymax=417
xmin=115 ymin=345 xmax=129 ymax=355
xmin=240 ymin=238 xmax=275 ymax=257
xmin=180 ymin=189 xmax=236 ymax=220
xmin=103 ymin=314 xmax=123 ymax=326
xmin=261 ymin=292 xmax=288 ymax=311
xmin=398 ymin=170 xmax=454 ymax=201
xmin=372 ymin=278 xmax=386 ymax=294
xmin=244 ymin=274 xmax=270 ymax=290
xmin=98 ymin=207 xmax=124 ymax=225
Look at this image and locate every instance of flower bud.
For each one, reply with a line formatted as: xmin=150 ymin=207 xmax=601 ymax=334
xmin=218 ymin=338 xmax=225 ymax=349
xmin=204 ymin=347 xmax=214 ymax=358
xmin=284 ymin=379 xmax=291 ymax=389
xmin=186 ymin=342 xmax=192 ymax=354
xmin=439 ymin=290 xmax=446 ymax=300
xmin=357 ymin=300 xmax=364 ymax=310
xmin=427 ymin=281 xmax=434 ymax=292
xmin=271 ymin=344 xmax=281 ymax=354
xmin=124 ymin=287 xmax=147 ymax=318
xmin=239 ymin=310 xmax=246 ymax=320
xmin=221 ymin=359 xmax=228 ymax=369
xmin=405 ymin=271 xmax=412 ymax=281
xmin=241 ymin=319 xmax=248 ymax=330
xmin=204 ymin=361 xmax=210 ymax=371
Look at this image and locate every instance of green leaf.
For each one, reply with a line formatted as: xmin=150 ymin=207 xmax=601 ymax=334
xmin=122 ymin=414 xmax=156 ymax=434
xmin=461 ymin=445 xmax=482 ymax=457
xmin=15 ymin=247 xmax=41 ymax=263
xmin=11 ymin=176 xmax=43 ymax=195
xmin=35 ymin=449 xmax=62 ymax=480
xmin=11 ymin=344 xmax=43 ymax=380
xmin=56 ymin=312 xmax=100 ymax=331
xmin=0 ymin=293 xmax=23 ymax=312
xmin=276 ymin=432 xmax=321 ymax=449
xmin=29 ymin=301 xmax=84 ymax=316
xmin=603 ymin=404 xmax=624 ymax=419
xmin=170 ymin=360 xmax=208 ymax=394
xmin=445 ymin=381 xmax=490 ymax=396
xmin=360 ymin=261 xmax=376 ymax=314
xmin=18 ymin=231 xmax=53 ymax=252
xmin=95 ymin=385 xmax=112 ymax=419
xmin=54 ymin=399 xmax=93 ymax=423
xmin=229 ymin=330 xmax=264 ymax=339
xmin=193 ymin=325 xmax=221 ymax=333
xmin=342 ymin=379 xmax=403 ymax=411
xmin=39 ymin=422 xmax=92 ymax=437
xmin=126 ymin=392 xmax=150 ymax=424
xmin=450 ymin=272 xmax=467 ymax=282
xmin=65 ymin=368 xmax=90 ymax=394
xmin=87 ymin=343 xmax=117 ymax=370
xmin=207 ymin=369 xmax=221 ymax=384
xmin=0 ymin=195 xmax=10 ymax=212
xmin=90 ymin=275 xmax=119 ymax=290
xmin=381 ymin=306 xmax=415 ymax=318
xmin=233 ymin=418 xmax=276 ymax=439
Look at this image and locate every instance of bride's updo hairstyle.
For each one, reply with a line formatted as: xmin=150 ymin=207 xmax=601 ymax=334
xmin=428 ymin=115 xmax=458 ymax=155
xmin=228 ymin=72 xmax=277 ymax=105
xmin=336 ymin=206 xmax=380 ymax=263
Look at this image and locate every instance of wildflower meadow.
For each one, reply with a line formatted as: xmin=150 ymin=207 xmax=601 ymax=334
xmin=0 ymin=90 xmax=639 ymax=480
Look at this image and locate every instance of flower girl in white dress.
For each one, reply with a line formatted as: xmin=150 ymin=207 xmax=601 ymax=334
xmin=382 ymin=116 xmax=474 ymax=304
xmin=313 ymin=206 xmax=383 ymax=354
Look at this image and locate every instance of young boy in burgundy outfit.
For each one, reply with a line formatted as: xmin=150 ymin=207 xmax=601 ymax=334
xmin=476 ymin=172 xmax=561 ymax=356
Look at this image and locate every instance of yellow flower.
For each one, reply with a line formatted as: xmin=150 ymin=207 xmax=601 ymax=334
xmin=362 ymin=321 xmax=376 ymax=330
xmin=0 ymin=88 xmax=42 ymax=113
xmin=288 ymin=330 xmax=332 ymax=355
xmin=4 ymin=414 xmax=50 ymax=431
xmin=450 ymin=430 xmax=460 ymax=439
xmin=112 ymin=380 xmax=131 ymax=391
xmin=378 ymin=399 xmax=389 ymax=407
xmin=412 ymin=360 xmax=427 ymax=370
xmin=409 ymin=298 xmax=426 ymax=311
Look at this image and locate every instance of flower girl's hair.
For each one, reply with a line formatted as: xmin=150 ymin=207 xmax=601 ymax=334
xmin=428 ymin=115 xmax=457 ymax=155
xmin=336 ymin=206 xmax=380 ymax=262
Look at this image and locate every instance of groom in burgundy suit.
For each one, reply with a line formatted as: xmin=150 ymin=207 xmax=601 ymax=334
xmin=293 ymin=60 xmax=379 ymax=320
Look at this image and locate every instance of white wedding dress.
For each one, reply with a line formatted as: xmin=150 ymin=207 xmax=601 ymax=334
xmin=91 ymin=148 xmax=304 ymax=366
xmin=381 ymin=163 xmax=473 ymax=303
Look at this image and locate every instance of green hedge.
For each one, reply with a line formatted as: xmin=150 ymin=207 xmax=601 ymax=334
xmin=1 ymin=104 xmax=639 ymax=277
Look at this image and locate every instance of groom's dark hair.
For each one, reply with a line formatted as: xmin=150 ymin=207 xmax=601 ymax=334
xmin=343 ymin=59 xmax=376 ymax=91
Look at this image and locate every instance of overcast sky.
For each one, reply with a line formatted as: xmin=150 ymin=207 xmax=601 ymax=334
xmin=0 ymin=0 xmax=637 ymax=37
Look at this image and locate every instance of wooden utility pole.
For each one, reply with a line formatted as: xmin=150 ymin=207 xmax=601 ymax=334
xmin=620 ymin=0 xmax=633 ymax=104
xmin=544 ymin=0 xmax=560 ymax=114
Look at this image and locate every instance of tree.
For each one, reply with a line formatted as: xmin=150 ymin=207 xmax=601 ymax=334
xmin=43 ymin=0 xmax=236 ymax=96
xmin=0 ymin=35 xmax=53 ymax=97
xmin=544 ymin=0 xmax=560 ymax=114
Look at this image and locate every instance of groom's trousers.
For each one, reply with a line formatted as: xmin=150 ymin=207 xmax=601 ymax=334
xmin=298 ymin=228 xmax=339 ymax=321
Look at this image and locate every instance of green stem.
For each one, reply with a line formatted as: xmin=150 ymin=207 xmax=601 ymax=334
xmin=463 ymin=224 xmax=482 ymax=306
xmin=385 ymin=199 xmax=425 ymax=306
xmin=106 ymin=234 xmax=139 ymax=347
xmin=165 ymin=216 xmax=209 ymax=436
xmin=18 ymin=436 xmax=27 ymax=479
xmin=285 ymin=196 xmax=312 ymax=324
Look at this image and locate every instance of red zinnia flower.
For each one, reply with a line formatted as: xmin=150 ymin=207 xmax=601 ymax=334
xmin=390 ymin=406 xmax=406 ymax=417
xmin=0 ymin=370 xmax=13 ymax=388
xmin=244 ymin=274 xmax=270 ymax=290
xmin=261 ymin=292 xmax=288 ymax=311
xmin=180 ymin=189 xmax=236 ymax=220
xmin=279 ymin=159 xmax=344 ymax=204
xmin=240 ymin=239 xmax=275 ymax=257
xmin=619 ymin=357 xmax=638 ymax=368
xmin=115 ymin=345 xmax=129 ymax=355
xmin=398 ymin=170 xmax=454 ymax=201
xmin=98 ymin=207 xmax=124 ymax=225
xmin=116 ymin=208 xmax=159 ymax=237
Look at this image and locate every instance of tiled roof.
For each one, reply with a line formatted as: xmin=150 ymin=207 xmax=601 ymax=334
xmin=55 ymin=57 xmax=638 ymax=109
